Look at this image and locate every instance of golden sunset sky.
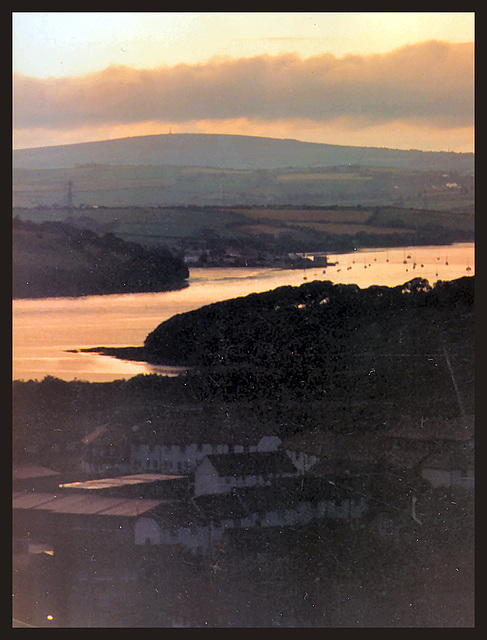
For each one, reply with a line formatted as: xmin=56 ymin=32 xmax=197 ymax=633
xmin=12 ymin=12 xmax=475 ymax=152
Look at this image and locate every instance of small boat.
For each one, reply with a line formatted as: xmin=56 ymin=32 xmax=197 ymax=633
xmin=466 ymin=266 xmax=472 ymax=272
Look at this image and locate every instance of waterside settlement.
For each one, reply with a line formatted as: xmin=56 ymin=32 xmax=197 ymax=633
xmin=13 ymin=409 xmax=474 ymax=627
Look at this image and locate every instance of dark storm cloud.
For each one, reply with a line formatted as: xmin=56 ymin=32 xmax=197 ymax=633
xmin=13 ymin=41 xmax=473 ymax=130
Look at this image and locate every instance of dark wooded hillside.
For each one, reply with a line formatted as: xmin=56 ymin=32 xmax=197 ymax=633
xmin=12 ymin=218 xmax=189 ymax=298
xmin=144 ymin=276 xmax=474 ymax=417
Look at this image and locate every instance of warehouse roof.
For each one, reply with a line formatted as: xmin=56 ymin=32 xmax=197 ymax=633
xmin=59 ymin=473 xmax=186 ymax=491
xmin=12 ymin=491 xmax=166 ymax=518
xmin=13 ymin=464 xmax=60 ymax=480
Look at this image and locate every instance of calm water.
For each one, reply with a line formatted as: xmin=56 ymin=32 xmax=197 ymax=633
xmin=12 ymin=243 xmax=474 ymax=382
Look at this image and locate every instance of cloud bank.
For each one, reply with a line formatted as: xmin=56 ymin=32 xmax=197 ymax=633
xmin=13 ymin=41 xmax=473 ymax=133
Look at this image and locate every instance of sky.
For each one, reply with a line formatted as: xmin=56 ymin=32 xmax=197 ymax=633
xmin=12 ymin=12 xmax=475 ymax=152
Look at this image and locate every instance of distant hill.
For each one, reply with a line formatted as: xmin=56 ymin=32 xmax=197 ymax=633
xmin=12 ymin=218 xmax=189 ymax=298
xmin=13 ymin=133 xmax=474 ymax=173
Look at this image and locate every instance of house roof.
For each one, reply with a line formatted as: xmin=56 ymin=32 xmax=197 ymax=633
xmin=12 ymin=491 xmax=166 ymax=518
xmin=129 ymin=425 xmax=276 ymax=447
xmin=384 ymin=415 xmax=474 ymax=441
xmin=192 ymin=493 xmax=250 ymax=520
xmin=81 ymin=424 xmax=110 ymax=445
xmin=13 ymin=464 xmax=60 ymax=480
xmin=283 ymin=430 xmax=383 ymax=461
xmin=193 ymin=477 xmax=348 ymax=520
xmin=420 ymin=447 xmax=473 ymax=471
xmin=283 ymin=416 xmax=474 ymax=462
xmin=59 ymin=473 xmax=186 ymax=491
xmin=204 ymin=451 xmax=297 ymax=477
xmin=150 ymin=500 xmax=207 ymax=528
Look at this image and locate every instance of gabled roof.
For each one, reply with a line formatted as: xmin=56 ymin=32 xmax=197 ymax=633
xmin=193 ymin=477 xmax=347 ymax=520
xmin=203 ymin=451 xmax=297 ymax=477
xmin=192 ymin=493 xmax=250 ymax=520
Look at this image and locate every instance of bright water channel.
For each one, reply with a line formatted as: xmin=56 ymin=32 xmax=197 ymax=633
xmin=12 ymin=243 xmax=474 ymax=382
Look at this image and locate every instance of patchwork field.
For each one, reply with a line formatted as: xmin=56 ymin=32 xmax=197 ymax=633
xmin=277 ymin=172 xmax=371 ymax=182
xmin=13 ymin=160 xmax=474 ymax=213
xmin=231 ymin=208 xmax=374 ymax=223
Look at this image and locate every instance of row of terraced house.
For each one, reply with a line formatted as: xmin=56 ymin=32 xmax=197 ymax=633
xmin=13 ymin=413 xmax=473 ymax=560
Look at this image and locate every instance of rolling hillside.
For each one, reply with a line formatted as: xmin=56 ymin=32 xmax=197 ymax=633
xmin=13 ymin=133 xmax=474 ymax=173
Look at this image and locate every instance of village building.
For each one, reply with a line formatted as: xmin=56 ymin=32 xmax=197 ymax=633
xmin=135 ymin=476 xmax=369 ymax=552
xmin=283 ymin=415 xmax=474 ymax=492
xmin=129 ymin=433 xmax=282 ymax=475
xmin=193 ymin=451 xmax=298 ymax=496
xmin=59 ymin=473 xmax=190 ymax=500
xmin=419 ymin=442 xmax=474 ymax=489
xmin=13 ymin=464 xmax=62 ymax=493
xmin=283 ymin=429 xmax=386 ymax=474
xmin=12 ymin=490 xmax=167 ymax=548
xmin=79 ymin=424 xmax=132 ymax=476
xmin=384 ymin=415 xmax=474 ymax=489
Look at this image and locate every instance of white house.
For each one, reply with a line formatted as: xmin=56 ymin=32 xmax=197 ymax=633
xmin=420 ymin=445 xmax=474 ymax=490
xmin=193 ymin=451 xmax=298 ymax=497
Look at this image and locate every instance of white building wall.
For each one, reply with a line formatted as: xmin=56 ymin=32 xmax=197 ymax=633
xmin=134 ymin=496 xmax=367 ymax=552
xmin=130 ymin=442 xmax=238 ymax=474
xmin=257 ymin=436 xmax=282 ymax=452
xmin=285 ymin=450 xmax=319 ymax=473
xmin=421 ymin=468 xmax=452 ymax=488
xmin=135 ymin=517 xmax=162 ymax=544
xmin=194 ymin=459 xmax=225 ymax=496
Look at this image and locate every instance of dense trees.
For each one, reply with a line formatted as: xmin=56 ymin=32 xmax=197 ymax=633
xmin=144 ymin=276 xmax=474 ymax=415
xmin=12 ymin=218 xmax=189 ymax=298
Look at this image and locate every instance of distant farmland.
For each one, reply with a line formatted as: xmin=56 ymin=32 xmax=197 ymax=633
xmin=232 ymin=208 xmax=374 ymax=223
xmin=277 ymin=172 xmax=371 ymax=182
xmin=12 ymin=201 xmax=474 ymax=254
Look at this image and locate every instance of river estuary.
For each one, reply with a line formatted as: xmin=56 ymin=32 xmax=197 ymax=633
xmin=12 ymin=243 xmax=474 ymax=383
